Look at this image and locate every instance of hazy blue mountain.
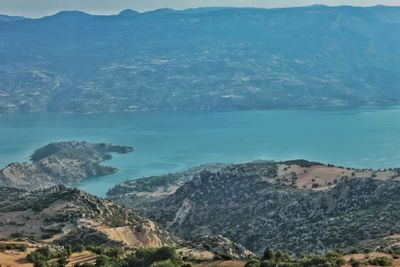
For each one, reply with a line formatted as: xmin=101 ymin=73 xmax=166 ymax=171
xmin=0 ymin=14 xmax=25 ymax=22
xmin=0 ymin=5 xmax=400 ymax=113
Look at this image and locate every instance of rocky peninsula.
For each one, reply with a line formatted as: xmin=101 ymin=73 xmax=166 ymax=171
xmin=0 ymin=141 xmax=133 ymax=189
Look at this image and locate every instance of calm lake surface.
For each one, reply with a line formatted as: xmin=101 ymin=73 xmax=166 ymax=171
xmin=1 ymin=108 xmax=400 ymax=196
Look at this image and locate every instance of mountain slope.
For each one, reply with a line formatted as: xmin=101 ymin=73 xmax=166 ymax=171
xmin=0 ymin=184 xmax=175 ymax=248
xmin=1 ymin=6 xmax=400 ymax=113
xmin=0 ymin=184 xmax=255 ymax=263
xmin=109 ymin=161 xmax=400 ymax=255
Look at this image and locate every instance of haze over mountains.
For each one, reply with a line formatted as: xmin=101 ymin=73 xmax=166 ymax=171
xmin=1 ymin=5 xmax=400 ymax=114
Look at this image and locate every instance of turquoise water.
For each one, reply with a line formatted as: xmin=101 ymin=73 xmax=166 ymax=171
xmin=1 ymin=108 xmax=400 ymax=196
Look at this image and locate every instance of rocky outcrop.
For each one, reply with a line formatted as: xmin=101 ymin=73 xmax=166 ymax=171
xmin=187 ymin=235 xmax=254 ymax=260
xmin=0 ymin=141 xmax=133 ymax=189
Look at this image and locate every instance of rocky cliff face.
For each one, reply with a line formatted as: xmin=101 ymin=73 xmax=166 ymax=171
xmin=184 ymin=235 xmax=254 ymax=260
xmin=110 ymin=161 xmax=400 ymax=255
xmin=0 ymin=141 xmax=133 ymax=189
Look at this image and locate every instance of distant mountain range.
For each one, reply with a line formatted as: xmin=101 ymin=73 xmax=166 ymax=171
xmin=0 ymin=14 xmax=25 ymax=22
xmin=1 ymin=5 xmax=400 ymax=114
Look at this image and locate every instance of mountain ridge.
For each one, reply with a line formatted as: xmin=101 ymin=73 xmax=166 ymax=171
xmin=1 ymin=5 xmax=400 ymax=114
xmin=4 ymin=5 xmax=400 ymax=20
xmin=109 ymin=160 xmax=400 ymax=255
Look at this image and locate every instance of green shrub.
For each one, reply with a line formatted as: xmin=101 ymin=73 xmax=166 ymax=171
xmin=75 ymin=264 xmax=95 ymax=267
xmin=275 ymin=250 xmax=291 ymax=262
xmin=262 ymin=247 xmax=275 ymax=261
xmin=349 ymin=258 xmax=361 ymax=267
xmin=27 ymin=246 xmax=71 ymax=267
xmin=18 ymin=244 xmax=27 ymax=252
xmin=27 ymin=246 xmax=53 ymax=262
xmin=126 ymin=247 xmax=183 ymax=267
xmin=41 ymin=234 xmax=53 ymax=239
xmin=95 ymin=255 xmax=111 ymax=267
xmin=260 ymin=260 xmax=276 ymax=267
xmin=34 ymin=261 xmax=49 ymax=267
xmin=57 ymin=255 xmax=68 ymax=267
xmin=10 ymin=232 xmax=24 ymax=238
xmin=277 ymin=263 xmax=298 ymax=267
xmin=325 ymin=252 xmax=345 ymax=266
xmin=0 ymin=243 xmax=27 ymax=252
xmin=300 ymin=252 xmax=344 ymax=267
xmin=213 ymin=253 xmax=233 ymax=261
xmin=245 ymin=259 xmax=261 ymax=267
xmin=367 ymin=256 xmax=393 ymax=266
xmin=151 ymin=259 xmax=180 ymax=267
xmin=152 ymin=247 xmax=180 ymax=263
